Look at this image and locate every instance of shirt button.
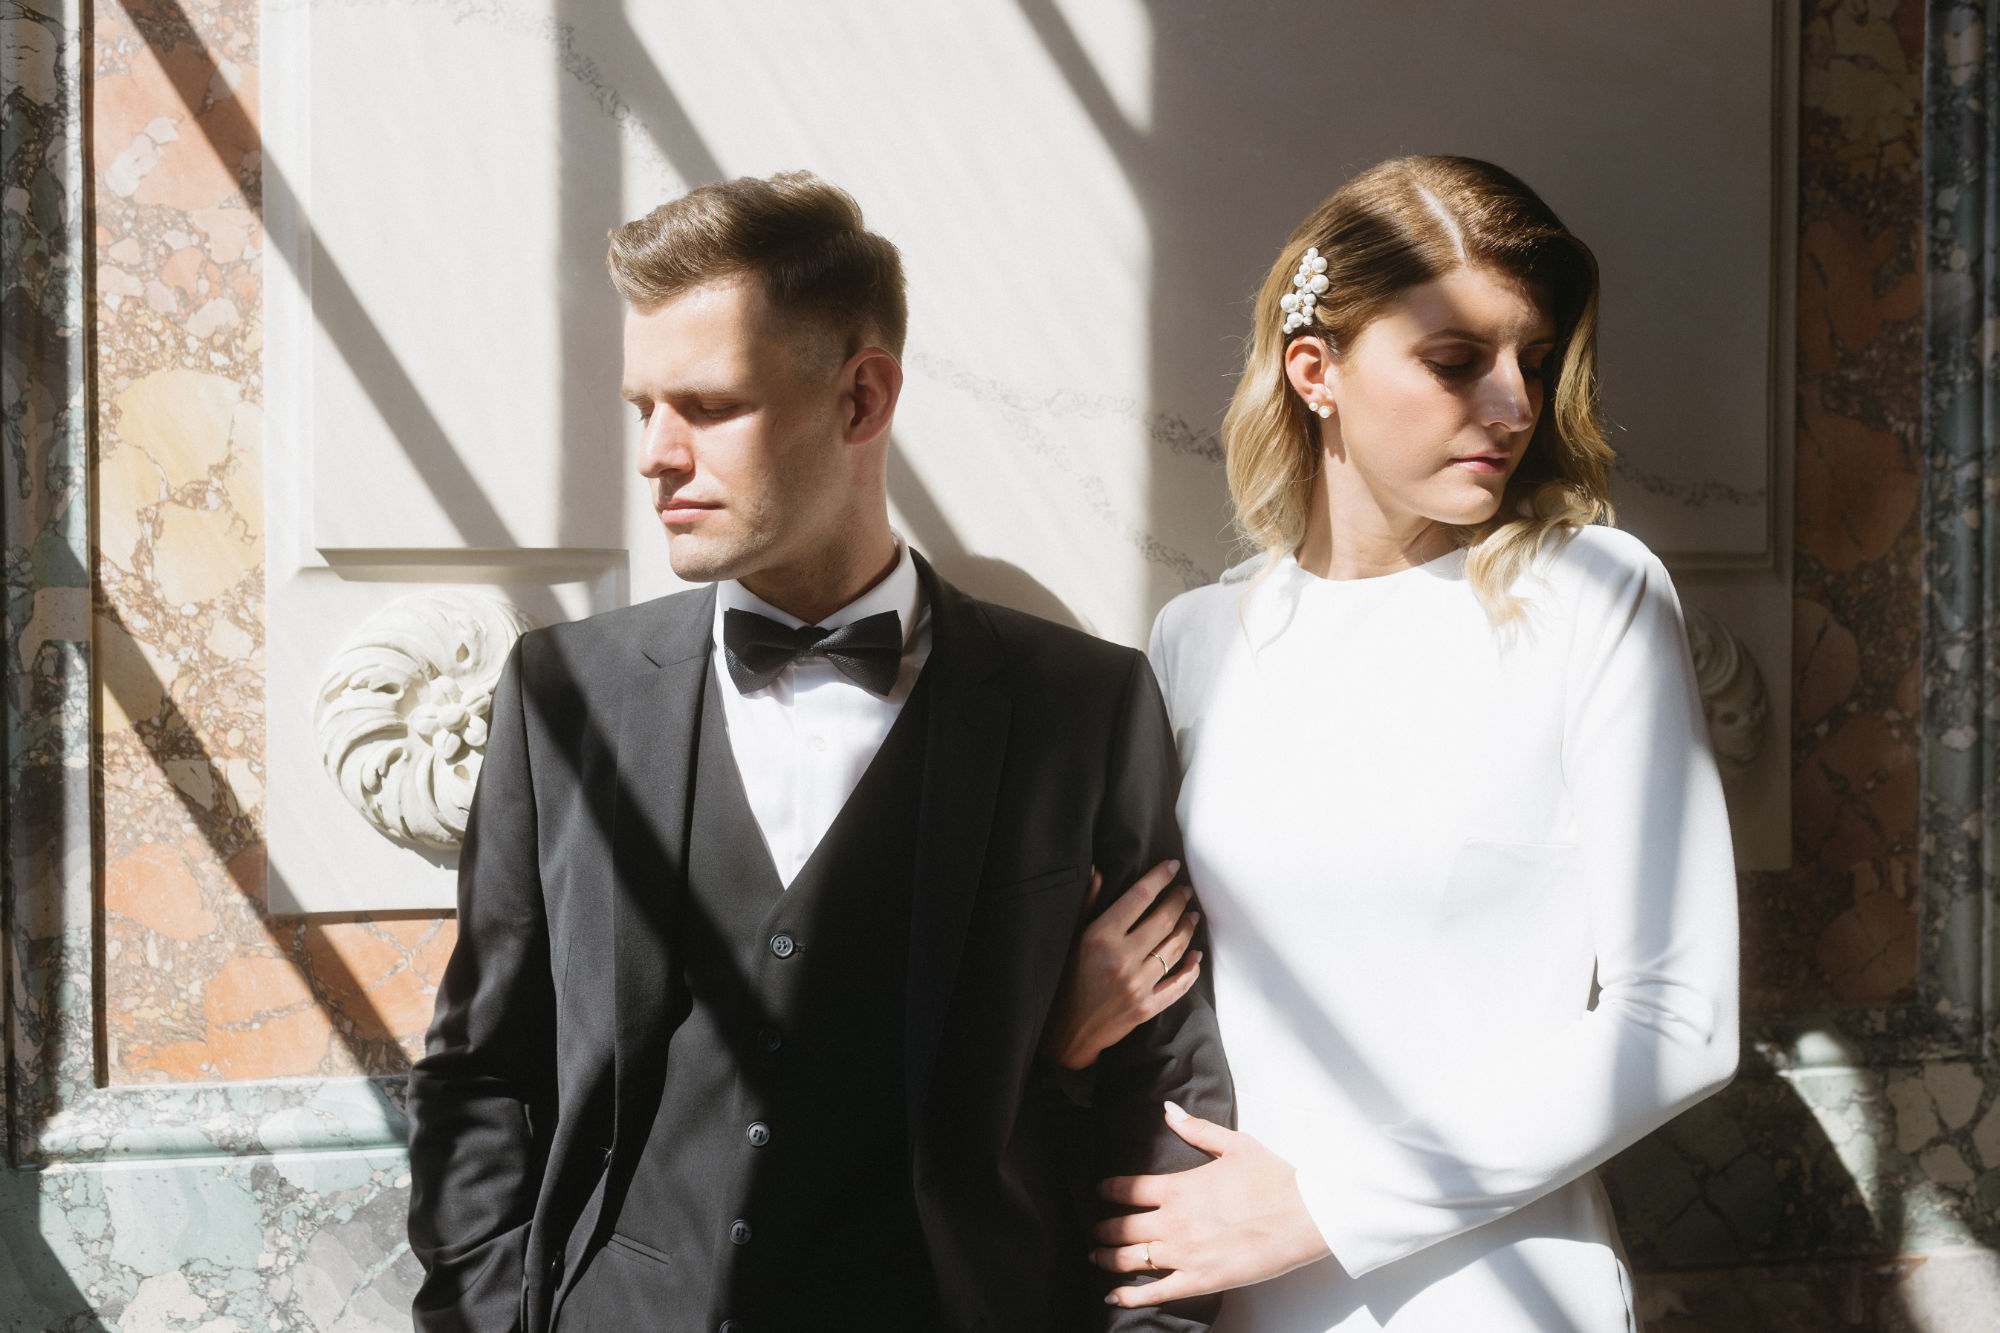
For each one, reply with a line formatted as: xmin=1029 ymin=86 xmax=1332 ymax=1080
xmin=746 ymin=1121 xmax=771 ymax=1147
xmin=808 ymin=734 xmax=827 ymax=753
xmin=729 ymin=1219 xmax=753 ymax=1246
xmin=769 ymin=933 xmax=796 ymax=959
xmin=757 ymin=1026 xmax=783 ymax=1052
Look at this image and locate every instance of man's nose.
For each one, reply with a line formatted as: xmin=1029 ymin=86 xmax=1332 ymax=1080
xmin=637 ymin=410 xmax=692 ymax=478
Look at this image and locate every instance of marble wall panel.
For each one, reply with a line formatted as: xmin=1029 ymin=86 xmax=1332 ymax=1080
xmin=1603 ymin=4 xmax=2000 ymax=1308
xmin=1746 ymin=0 xmax=1928 ymax=1017
xmin=88 ymin=0 xmax=454 ymax=1085
xmin=1 ymin=1148 xmax=420 ymax=1332
xmin=5 ymin=0 xmax=97 ymax=1163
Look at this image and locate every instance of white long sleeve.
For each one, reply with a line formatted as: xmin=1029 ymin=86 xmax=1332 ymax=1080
xmin=1152 ymin=526 xmax=1738 ymax=1325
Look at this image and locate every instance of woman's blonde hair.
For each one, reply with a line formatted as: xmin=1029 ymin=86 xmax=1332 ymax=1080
xmin=1224 ymin=155 xmax=1613 ymax=623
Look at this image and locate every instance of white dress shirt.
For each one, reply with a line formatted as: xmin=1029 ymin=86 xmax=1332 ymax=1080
xmin=711 ymin=541 xmax=932 ymax=887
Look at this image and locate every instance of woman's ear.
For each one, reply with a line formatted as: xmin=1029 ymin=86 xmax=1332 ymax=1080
xmin=1283 ymin=335 xmax=1336 ymax=418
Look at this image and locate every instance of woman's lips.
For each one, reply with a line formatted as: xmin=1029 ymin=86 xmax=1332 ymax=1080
xmin=1452 ymin=455 xmax=1508 ymax=474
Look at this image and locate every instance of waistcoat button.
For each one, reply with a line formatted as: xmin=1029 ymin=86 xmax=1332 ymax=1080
xmin=720 ymin=1322 xmax=742 ymax=1333
xmin=746 ymin=1121 xmax=771 ymax=1147
xmin=769 ymin=934 xmax=796 ymax=959
xmin=729 ymin=1219 xmax=754 ymax=1245
xmin=757 ymin=1026 xmax=783 ymax=1052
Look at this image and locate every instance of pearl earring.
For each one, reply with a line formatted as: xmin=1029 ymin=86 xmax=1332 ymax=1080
xmin=1315 ymin=403 xmax=1332 ymax=419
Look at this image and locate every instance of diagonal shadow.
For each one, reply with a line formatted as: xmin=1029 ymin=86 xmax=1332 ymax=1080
xmin=117 ymin=0 xmax=519 ymax=550
xmin=95 ymin=600 xmax=417 ymax=1076
xmin=1012 ymin=0 xmax=1150 ymax=179
xmin=887 ymin=437 xmax=1084 ymax=630
xmin=81 ymin=0 xmax=510 ymax=1081
xmin=553 ymin=0 xmax=626 ymax=552
xmin=585 ymin=8 xmax=726 ymax=188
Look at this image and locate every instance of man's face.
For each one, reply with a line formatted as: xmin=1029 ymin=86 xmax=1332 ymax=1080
xmin=622 ymin=278 xmax=848 ymax=585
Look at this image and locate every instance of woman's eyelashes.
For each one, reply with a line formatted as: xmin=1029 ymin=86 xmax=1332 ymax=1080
xmin=1420 ymin=350 xmax=1548 ymax=383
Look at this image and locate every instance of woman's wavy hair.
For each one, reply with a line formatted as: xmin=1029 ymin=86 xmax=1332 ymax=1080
xmin=1224 ymin=155 xmax=1613 ymax=623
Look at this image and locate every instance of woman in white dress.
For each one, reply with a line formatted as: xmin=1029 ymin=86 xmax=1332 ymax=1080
xmin=1040 ymin=155 xmax=1739 ymax=1330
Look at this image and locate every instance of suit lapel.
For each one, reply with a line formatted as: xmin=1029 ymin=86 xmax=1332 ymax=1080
xmin=610 ymin=585 xmax=715 ymax=1149
xmin=905 ymin=553 xmax=1011 ymax=1128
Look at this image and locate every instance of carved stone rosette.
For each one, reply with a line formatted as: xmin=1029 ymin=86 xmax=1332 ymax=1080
xmin=314 ymin=592 xmax=538 ymax=850
xmin=1683 ymin=604 xmax=1770 ymax=786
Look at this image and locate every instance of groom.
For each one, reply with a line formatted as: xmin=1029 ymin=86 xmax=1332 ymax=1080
xmin=406 ymin=171 xmax=1232 ymax=1332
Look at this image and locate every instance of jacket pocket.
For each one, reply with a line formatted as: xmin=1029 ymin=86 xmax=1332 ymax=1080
xmin=604 ymin=1232 xmax=672 ymax=1267
xmin=978 ymin=865 xmax=1082 ymax=905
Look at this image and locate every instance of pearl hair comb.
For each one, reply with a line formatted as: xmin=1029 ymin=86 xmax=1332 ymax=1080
xmin=1280 ymin=247 xmax=1330 ymax=335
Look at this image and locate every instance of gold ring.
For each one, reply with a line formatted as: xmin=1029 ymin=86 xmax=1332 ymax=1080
xmin=1145 ymin=1241 xmax=1162 ymax=1272
xmin=1151 ymin=952 xmax=1170 ymax=977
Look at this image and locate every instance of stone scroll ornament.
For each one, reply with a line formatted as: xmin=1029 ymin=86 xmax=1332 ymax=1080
xmin=1682 ymin=605 xmax=1770 ymax=788
xmin=314 ymin=592 xmax=539 ymax=850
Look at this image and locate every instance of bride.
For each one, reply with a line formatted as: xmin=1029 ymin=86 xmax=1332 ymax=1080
xmin=1041 ymin=155 xmax=1739 ymax=1330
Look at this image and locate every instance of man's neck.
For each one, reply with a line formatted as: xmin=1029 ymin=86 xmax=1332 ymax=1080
xmin=739 ymin=531 xmax=902 ymax=626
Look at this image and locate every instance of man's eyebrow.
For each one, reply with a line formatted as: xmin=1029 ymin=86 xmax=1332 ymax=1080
xmin=623 ymin=381 xmax=740 ymax=400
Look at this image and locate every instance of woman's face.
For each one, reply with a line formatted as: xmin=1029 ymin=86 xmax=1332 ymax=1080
xmin=1313 ymin=265 xmax=1555 ymax=534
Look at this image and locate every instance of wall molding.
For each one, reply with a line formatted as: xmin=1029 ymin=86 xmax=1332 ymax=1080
xmin=21 ymin=1075 xmax=407 ymax=1166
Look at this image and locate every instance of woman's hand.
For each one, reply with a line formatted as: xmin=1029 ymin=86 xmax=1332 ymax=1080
xmin=1039 ymin=861 xmax=1203 ymax=1071
xmin=1092 ymin=1102 xmax=1332 ymax=1305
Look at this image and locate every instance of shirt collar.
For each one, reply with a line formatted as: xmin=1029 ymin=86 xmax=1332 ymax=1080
xmin=712 ymin=537 xmax=925 ymax=648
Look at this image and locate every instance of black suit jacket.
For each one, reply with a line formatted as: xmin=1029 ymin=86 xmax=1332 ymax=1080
xmin=407 ymin=554 xmax=1234 ymax=1332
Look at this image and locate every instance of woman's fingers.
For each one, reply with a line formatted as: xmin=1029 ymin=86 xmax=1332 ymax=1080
xmin=1096 ymin=1172 xmax=1172 ymax=1210
xmin=1149 ymin=952 xmax=1202 ymax=1012
xmin=1134 ymin=884 xmax=1196 ymax=955
xmin=1102 ymin=858 xmax=1181 ymax=932
xmin=1149 ymin=910 xmax=1200 ymax=982
xmin=1163 ymin=1101 xmax=1235 ymax=1156
xmin=1092 ymin=1211 xmax=1158 ymax=1247
xmin=1106 ymin=1271 xmax=1205 ymax=1307
xmin=1089 ymin=1242 xmax=1162 ymax=1274
xmin=1129 ymin=948 xmax=1202 ymax=1026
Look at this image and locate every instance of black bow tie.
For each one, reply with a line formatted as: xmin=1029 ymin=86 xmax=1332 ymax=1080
xmin=722 ymin=608 xmax=905 ymax=696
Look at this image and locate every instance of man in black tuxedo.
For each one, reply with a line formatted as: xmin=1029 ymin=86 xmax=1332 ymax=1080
xmin=406 ymin=171 xmax=1231 ymax=1332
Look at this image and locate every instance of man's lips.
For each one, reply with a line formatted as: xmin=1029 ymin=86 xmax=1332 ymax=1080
xmin=658 ymin=498 xmax=720 ymax=523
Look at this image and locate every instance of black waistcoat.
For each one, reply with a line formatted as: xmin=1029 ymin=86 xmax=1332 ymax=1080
xmin=559 ymin=667 xmax=940 ymax=1333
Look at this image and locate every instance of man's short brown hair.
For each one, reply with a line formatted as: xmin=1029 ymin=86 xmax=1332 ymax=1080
xmin=607 ymin=171 xmax=908 ymax=361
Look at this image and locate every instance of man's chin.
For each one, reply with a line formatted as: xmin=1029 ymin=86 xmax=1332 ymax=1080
xmin=665 ymin=536 xmax=756 ymax=586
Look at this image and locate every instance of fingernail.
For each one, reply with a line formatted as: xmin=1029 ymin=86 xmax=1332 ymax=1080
xmin=1164 ymin=1099 xmax=1189 ymax=1122
xmin=1167 ymin=859 xmax=1181 ymax=874
xmin=1104 ymin=1295 xmax=1120 ymax=1305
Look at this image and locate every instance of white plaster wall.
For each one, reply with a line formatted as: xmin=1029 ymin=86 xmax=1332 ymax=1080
xmin=262 ymin=0 xmax=1792 ymax=909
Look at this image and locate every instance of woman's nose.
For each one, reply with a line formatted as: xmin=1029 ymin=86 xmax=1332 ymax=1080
xmin=1483 ymin=363 xmax=1537 ymax=430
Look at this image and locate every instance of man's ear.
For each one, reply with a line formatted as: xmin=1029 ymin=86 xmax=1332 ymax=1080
xmin=843 ymin=348 xmax=903 ymax=446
